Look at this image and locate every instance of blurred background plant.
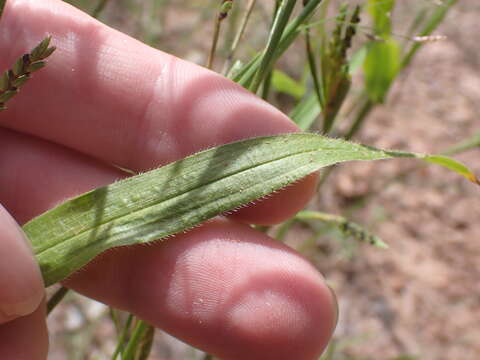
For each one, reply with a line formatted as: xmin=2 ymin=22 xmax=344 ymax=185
xmin=40 ymin=0 xmax=480 ymax=359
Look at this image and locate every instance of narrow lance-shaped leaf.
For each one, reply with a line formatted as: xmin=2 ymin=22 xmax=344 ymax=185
xmin=23 ymin=133 xmax=478 ymax=286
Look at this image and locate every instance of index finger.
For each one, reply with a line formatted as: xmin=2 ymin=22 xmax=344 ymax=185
xmin=0 ymin=0 xmax=298 ymax=170
xmin=0 ymin=0 xmax=317 ymax=225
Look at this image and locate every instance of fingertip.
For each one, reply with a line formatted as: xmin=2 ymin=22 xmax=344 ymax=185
xmin=0 ymin=301 xmax=49 ymax=360
xmin=67 ymin=218 xmax=336 ymax=360
xmin=0 ymin=205 xmax=44 ymax=323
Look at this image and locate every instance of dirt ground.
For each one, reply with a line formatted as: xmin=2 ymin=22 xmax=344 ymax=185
xmin=47 ymin=1 xmax=479 ymax=359
xmin=316 ymin=3 xmax=480 ymax=358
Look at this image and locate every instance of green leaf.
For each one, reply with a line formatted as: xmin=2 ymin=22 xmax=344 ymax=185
xmin=423 ymin=155 xmax=480 ymax=184
xmin=348 ymin=45 xmax=367 ymax=75
xmin=271 ymin=69 xmax=306 ymax=100
xmin=364 ymin=38 xmax=400 ymax=103
xmin=289 ymin=93 xmax=321 ymax=130
xmin=24 ymin=133 xmax=478 ymax=286
xmin=368 ymin=0 xmax=395 ymax=36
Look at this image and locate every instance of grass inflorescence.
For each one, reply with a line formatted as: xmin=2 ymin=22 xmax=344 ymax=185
xmin=0 ymin=36 xmax=55 ymax=111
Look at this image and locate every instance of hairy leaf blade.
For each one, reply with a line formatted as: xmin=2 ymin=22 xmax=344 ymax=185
xmin=23 ymin=133 xmax=477 ymax=286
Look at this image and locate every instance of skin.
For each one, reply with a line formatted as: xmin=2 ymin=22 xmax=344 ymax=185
xmin=0 ymin=1 xmax=337 ymax=359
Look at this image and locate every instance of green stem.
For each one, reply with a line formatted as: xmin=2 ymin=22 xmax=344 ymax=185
xmin=344 ymin=97 xmax=373 ymax=140
xmin=92 ymin=0 xmax=110 ymax=19
xmin=401 ymin=0 xmax=458 ymax=69
xmin=207 ymin=15 xmax=222 ymax=69
xmin=109 ymin=308 xmax=121 ymax=334
xmin=0 ymin=0 xmax=6 ymax=20
xmin=122 ymin=319 xmax=150 ymax=360
xmin=249 ymin=0 xmax=296 ymax=93
xmin=111 ymin=314 xmax=133 ymax=360
xmin=225 ymin=0 xmax=257 ymax=70
xmin=305 ymin=29 xmax=324 ymax=114
xmin=342 ymin=0 xmax=458 ymax=142
xmin=275 ymin=218 xmax=295 ymax=242
xmin=260 ymin=70 xmax=273 ymax=100
xmin=46 ymin=286 xmax=69 ymax=315
xmin=234 ymin=0 xmax=323 ymax=87
xmin=260 ymin=0 xmax=282 ymax=101
xmin=442 ymin=131 xmax=480 ymax=156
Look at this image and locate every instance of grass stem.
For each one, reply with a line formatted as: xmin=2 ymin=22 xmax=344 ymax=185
xmin=0 ymin=0 xmax=5 ymax=20
xmin=249 ymin=0 xmax=296 ymax=93
xmin=305 ymin=28 xmax=324 ymax=118
xmin=234 ymin=0 xmax=323 ymax=88
xmin=207 ymin=15 xmax=222 ymax=69
xmin=207 ymin=1 xmax=233 ymax=70
xmin=111 ymin=314 xmax=134 ymax=360
xmin=224 ymin=0 xmax=257 ymax=73
xmin=92 ymin=0 xmax=111 ymax=19
xmin=344 ymin=97 xmax=373 ymax=140
xmin=46 ymin=286 xmax=69 ymax=316
xmin=119 ymin=317 xmax=149 ymax=360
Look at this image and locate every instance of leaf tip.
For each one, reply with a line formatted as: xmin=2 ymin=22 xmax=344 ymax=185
xmin=467 ymin=173 xmax=480 ymax=186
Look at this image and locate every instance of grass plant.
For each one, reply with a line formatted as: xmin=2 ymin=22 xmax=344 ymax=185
xmin=0 ymin=36 xmax=55 ymax=111
xmin=1 ymin=1 xmax=473 ymax=359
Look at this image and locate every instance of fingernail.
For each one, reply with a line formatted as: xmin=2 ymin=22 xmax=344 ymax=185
xmin=327 ymin=284 xmax=339 ymax=330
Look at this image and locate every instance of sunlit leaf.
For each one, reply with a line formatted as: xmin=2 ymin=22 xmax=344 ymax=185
xmin=24 ymin=133 xmax=478 ymax=286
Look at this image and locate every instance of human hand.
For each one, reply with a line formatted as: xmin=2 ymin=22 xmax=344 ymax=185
xmin=0 ymin=1 xmax=337 ymax=359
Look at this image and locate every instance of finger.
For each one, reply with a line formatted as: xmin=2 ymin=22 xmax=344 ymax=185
xmin=0 ymin=129 xmax=125 ymax=224
xmin=0 ymin=125 xmax=312 ymax=227
xmin=0 ymin=204 xmax=44 ymax=324
xmin=0 ymin=302 xmax=48 ymax=360
xmin=1 ymin=0 xmax=300 ymax=171
xmin=66 ymin=218 xmax=337 ymax=360
xmin=0 ymin=130 xmax=333 ymax=358
xmin=0 ymin=0 xmax=317 ymax=225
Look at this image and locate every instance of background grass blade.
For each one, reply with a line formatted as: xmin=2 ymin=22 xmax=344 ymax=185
xmin=0 ymin=0 xmax=5 ymax=19
xmin=249 ymin=0 xmax=296 ymax=93
xmin=233 ymin=0 xmax=323 ymax=87
xmin=289 ymin=93 xmax=322 ymax=130
xmin=24 ymin=133 xmax=478 ymax=286
xmin=295 ymin=210 xmax=388 ymax=248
